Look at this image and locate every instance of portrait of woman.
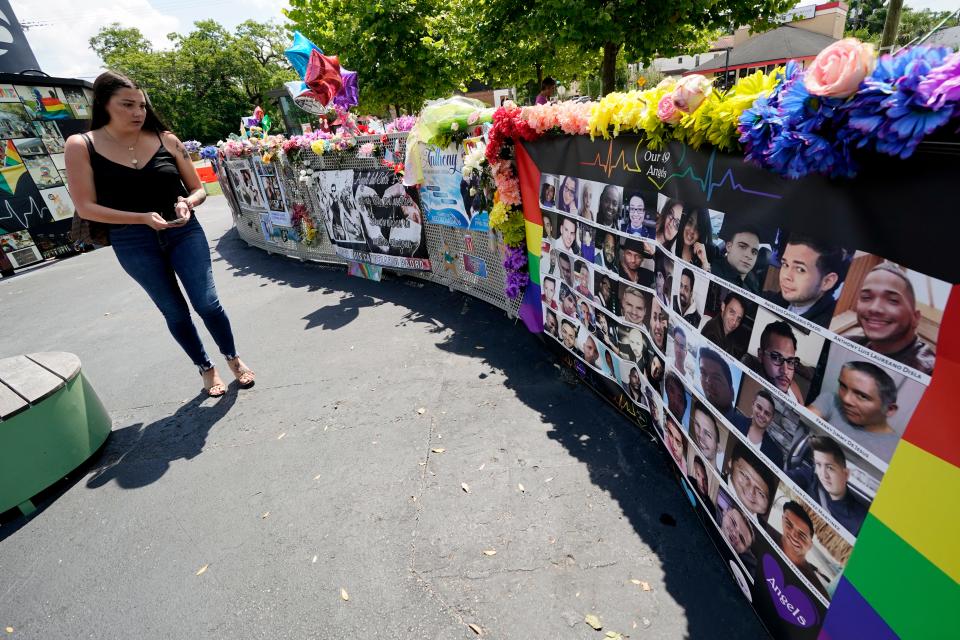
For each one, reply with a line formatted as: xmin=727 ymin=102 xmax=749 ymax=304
xmin=669 ymin=207 xmax=714 ymax=271
xmin=540 ymin=180 xmax=556 ymax=209
xmin=656 ymin=198 xmax=684 ymax=247
xmin=558 ymin=176 xmax=579 ymax=214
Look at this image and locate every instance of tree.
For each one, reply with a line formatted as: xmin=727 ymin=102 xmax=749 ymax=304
xmin=90 ymin=20 xmax=296 ymax=141
xmin=285 ymin=0 xmax=462 ymax=115
xmin=845 ymin=3 xmax=958 ymax=47
xmin=470 ymin=0 xmax=796 ymax=96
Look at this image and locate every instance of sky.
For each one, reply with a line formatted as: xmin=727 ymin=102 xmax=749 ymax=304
xmin=10 ymin=0 xmax=959 ymax=80
xmin=11 ymin=0 xmax=290 ymax=79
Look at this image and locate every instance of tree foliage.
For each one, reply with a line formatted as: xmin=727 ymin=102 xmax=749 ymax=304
xmin=845 ymin=2 xmax=959 ymax=46
xmin=90 ymin=20 xmax=296 ymax=142
xmin=469 ymin=0 xmax=796 ymax=95
xmin=284 ymin=0 xmax=462 ymax=115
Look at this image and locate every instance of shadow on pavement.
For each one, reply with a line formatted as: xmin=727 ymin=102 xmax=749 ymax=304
xmin=213 ymin=227 xmax=766 ymax=638
xmin=85 ymin=389 xmax=238 ymax=491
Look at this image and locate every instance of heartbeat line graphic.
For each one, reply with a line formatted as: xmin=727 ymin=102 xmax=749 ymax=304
xmin=0 ymin=196 xmax=48 ymax=230
xmin=579 ymin=141 xmax=782 ymax=202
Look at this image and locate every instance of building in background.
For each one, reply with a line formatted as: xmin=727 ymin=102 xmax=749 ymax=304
xmin=688 ymin=2 xmax=847 ymax=88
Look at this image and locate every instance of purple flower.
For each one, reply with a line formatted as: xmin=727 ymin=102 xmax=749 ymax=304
xmin=917 ymin=51 xmax=960 ymax=110
xmin=843 ymin=46 xmax=954 ymax=159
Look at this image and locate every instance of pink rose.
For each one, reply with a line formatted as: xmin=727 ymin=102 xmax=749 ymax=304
xmin=671 ymin=74 xmax=713 ymax=113
xmin=804 ymin=38 xmax=875 ymax=98
xmin=657 ymin=94 xmax=681 ymax=124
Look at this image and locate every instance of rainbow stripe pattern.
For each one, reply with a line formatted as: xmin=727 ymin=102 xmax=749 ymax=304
xmin=821 ymin=288 xmax=960 ymax=639
xmin=0 ymin=140 xmax=26 ymax=195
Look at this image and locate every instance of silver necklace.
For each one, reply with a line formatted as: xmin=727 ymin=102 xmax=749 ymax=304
xmin=102 ymin=126 xmax=142 ymax=167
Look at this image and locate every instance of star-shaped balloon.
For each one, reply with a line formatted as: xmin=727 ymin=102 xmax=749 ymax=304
xmin=305 ymin=49 xmax=343 ymax=107
xmin=334 ymin=69 xmax=359 ymax=110
xmin=284 ymin=32 xmax=322 ymax=79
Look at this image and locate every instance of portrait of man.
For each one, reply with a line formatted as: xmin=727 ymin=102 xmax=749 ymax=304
xmin=618 ymin=237 xmax=654 ymax=287
xmin=574 ymin=260 xmax=593 ymax=298
xmin=670 ymin=325 xmax=696 ymax=380
xmin=766 ymin=234 xmax=846 ymax=328
xmin=583 ymin=335 xmax=601 ymax=368
xmin=557 ymin=252 xmax=574 ymax=288
xmin=719 ymin=499 xmax=757 ymax=576
xmin=625 ymin=366 xmax=644 ymax=403
xmin=620 ymin=286 xmax=648 ymax=327
xmin=556 ymin=216 xmax=581 ymax=255
xmin=593 ymin=310 xmax=619 ymax=351
xmin=845 ymin=264 xmax=935 ymax=375
xmin=646 ymin=353 xmax=664 ymax=392
xmin=673 ymin=267 xmax=701 ymax=327
xmin=578 ymin=300 xmax=595 ymax=332
xmin=733 ymin=388 xmax=784 ymax=469
xmin=726 ymin=444 xmax=777 ymax=518
xmin=558 ymin=284 xmax=577 ymax=318
xmin=714 ymin=223 xmax=762 ymax=294
xmin=594 ymin=272 xmax=619 ymax=315
xmin=698 ymin=347 xmax=738 ymax=424
xmin=560 ymin=319 xmax=582 ymax=357
xmin=741 ymin=320 xmax=806 ymax=403
xmin=701 ymin=291 xmax=751 ymax=360
xmin=544 ymin=309 xmax=559 ymax=339
xmin=649 ymin=298 xmax=669 ymax=353
xmin=764 ymin=501 xmax=830 ymax=599
xmin=597 ymin=184 xmax=622 ymax=229
xmin=646 ymin=386 xmax=664 ymax=437
xmin=690 ymin=401 xmax=722 ymax=472
xmin=687 ymin=455 xmax=717 ymax=517
xmin=665 ymin=416 xmax=687 ymax=474
xmin=541 ymin=276 xmax=558 ymax=310
xmin=594 ymin=231 xmax=619 ymax=276
xmin=808 ymin=361 xmax=901 ymax=463
xmin=654 ymin=251 xmax=673 ymax=307
xmin=664 ymin=371 xmax=689 ymax=423
xmin=787 ymin=436 xmax=868 ymax=536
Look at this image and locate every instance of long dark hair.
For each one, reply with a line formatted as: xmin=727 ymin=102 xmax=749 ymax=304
xmin=90 ymin=71 xmax=170 ymax=133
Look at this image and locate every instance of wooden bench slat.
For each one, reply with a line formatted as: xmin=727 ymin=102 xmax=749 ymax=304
xmin=26 ymin=352 xmax=81 ymax=382
xmin=0 ymin=355 xmax=64 ymax=403
xmin=0 ymin=380 xmax=28 ymax=420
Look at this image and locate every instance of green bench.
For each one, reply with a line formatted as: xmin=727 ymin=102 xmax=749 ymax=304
xmin=0 ymin=352 xmax=112 ymax=516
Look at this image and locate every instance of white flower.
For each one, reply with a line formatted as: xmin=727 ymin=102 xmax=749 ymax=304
xmin=469 ymin=188 xmax=477 ymax=196
xmin=451 ymin=122 xmax=459 ymax=131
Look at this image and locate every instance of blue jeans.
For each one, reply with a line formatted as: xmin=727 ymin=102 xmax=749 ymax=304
xmin=110 ymin=216 xmax=237 ymax=370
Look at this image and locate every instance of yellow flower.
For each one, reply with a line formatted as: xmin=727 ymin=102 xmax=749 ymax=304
xmin=489 ymin=201 xmax=509 ymax=228
xmin=310 ymin=139 xmax=325 ymax=155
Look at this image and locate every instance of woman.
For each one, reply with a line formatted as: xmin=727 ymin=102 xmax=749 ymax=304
xmin=540 ymin=181 xmax=556 ymax=209
xmin=557 ymin=176 xmax=579 ymax=214
xmin=670 ymin=207 xmax=713 ymax=271
xmin=655 ymin=198 xmax=683 ymax=247
xmin=65 ymin=71 xmax=255 ymax=397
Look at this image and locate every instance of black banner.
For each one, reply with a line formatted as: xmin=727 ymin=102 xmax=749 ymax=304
xmin=524 ymin=135 xmax=957 ymax=640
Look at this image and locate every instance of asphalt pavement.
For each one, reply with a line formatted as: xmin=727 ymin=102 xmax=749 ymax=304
xmin=0 ymin=196 xmax=767 ymax=639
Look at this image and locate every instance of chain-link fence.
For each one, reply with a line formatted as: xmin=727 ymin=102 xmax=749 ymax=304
xmin=222 ymin=133 xmax=522 ymax=318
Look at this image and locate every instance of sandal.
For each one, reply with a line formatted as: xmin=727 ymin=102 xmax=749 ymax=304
xmin=226 ymin=356 xmax=256 ymax=389
xmin=201 ymin=365 xmax=227 ymax=397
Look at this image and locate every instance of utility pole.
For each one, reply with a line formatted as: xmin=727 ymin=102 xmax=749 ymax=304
xmin=879 ymin=0 xmax=904 ymax=53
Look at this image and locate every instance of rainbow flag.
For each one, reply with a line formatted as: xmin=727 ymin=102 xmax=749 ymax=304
xmin=820 ymin=288 xmax=960 ymax=639
xmin=0 ymin=140 xmax=25 ymax=195
xmin=514 ymin=143 xmax=545 ymax=334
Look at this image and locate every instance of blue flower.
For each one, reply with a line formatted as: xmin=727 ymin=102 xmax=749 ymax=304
xmin=841 ymin=46 xmax=954 ymax=158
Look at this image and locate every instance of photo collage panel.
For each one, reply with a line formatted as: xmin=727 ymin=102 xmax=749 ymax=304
xmin=537 ymin=169 xmax=951 ymax=611
xmin=0 ymin=83 xmax=77 ymax=224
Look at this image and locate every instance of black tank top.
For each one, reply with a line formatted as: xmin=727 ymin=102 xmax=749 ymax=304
xmin=83 ymin=132 xmax=188 ymax=222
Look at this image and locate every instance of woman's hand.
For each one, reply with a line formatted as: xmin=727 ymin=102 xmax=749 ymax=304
xmin=141 ymin=212 xmax=171 ymax=230
xmin=693 ymin=242 xmax=711 ymax=271
xmin=174 ymin=197 xmax=193 ymax=224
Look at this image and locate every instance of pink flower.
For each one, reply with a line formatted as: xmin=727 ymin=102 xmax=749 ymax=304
xmin=804 ymin=38 xmax=875 ymax=98
xmin=657 ymin=94 xmax=681 ymax=124
xmin=358 ymin=142 xmax=375 ymax=156
xmin=671 ymin=74 xmax=713 ymax=113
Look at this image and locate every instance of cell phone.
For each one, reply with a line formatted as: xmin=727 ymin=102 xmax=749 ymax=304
xmin=169 ymin=216 xmax=189 ymax=225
